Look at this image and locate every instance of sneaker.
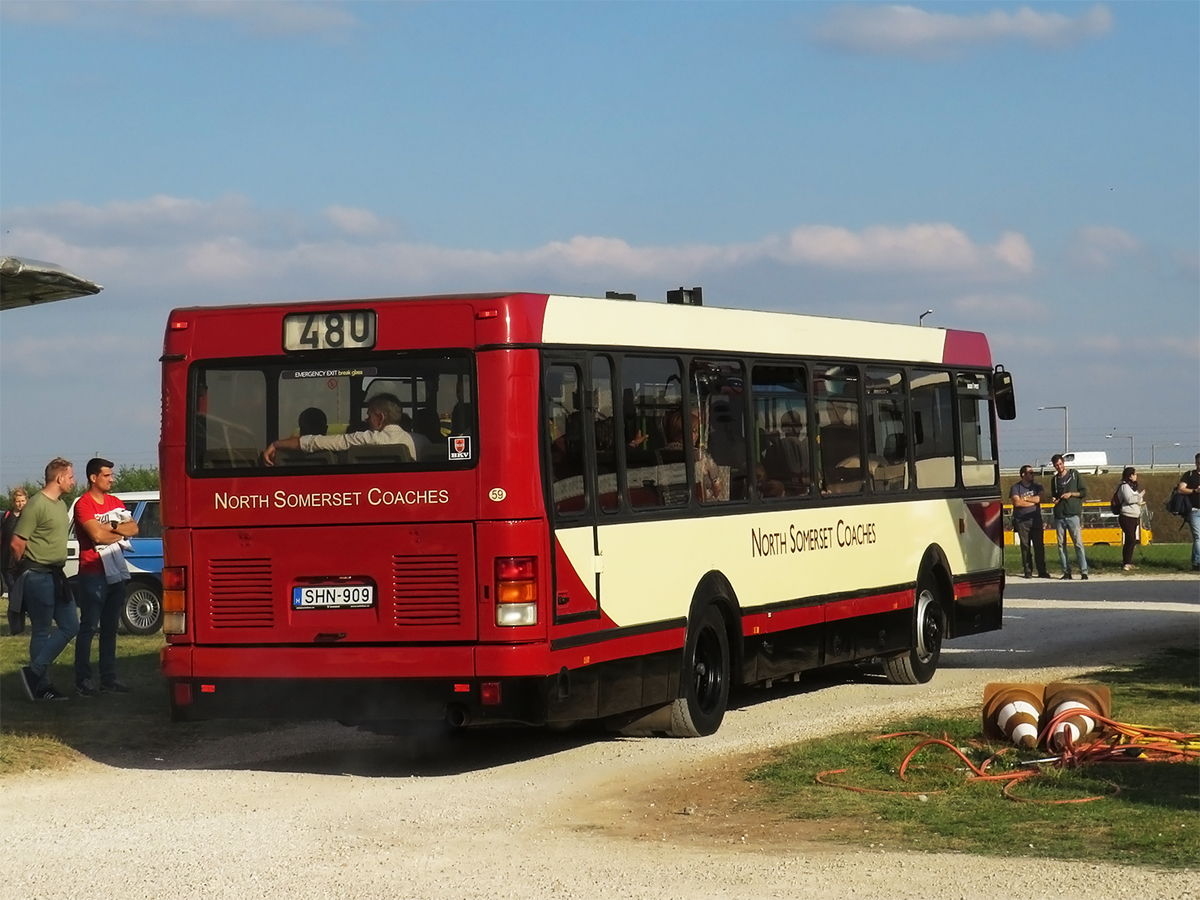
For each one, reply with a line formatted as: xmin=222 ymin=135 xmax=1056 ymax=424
xmin=1122 ymin=564 xmax=1133 ymax=571
xmin=1022 ymin=573 xmax=1032 ymax=579
xmin=18 ymin=665 xmax=37 ymax=701
xmin=1038 ymin=572 xmax=1052 ymax=579
xmin=1060 ymin=573 xmax=1072 ymax=580
xmin=35 ymin=684 xmax=70 ymax=701
xmin=76 ymin=681 xmax=100 ymax=698
xmin=99 ymin=680 xmax=132 ymax=694
xmin=1080 ymin=573 xmax=1089 ymax=580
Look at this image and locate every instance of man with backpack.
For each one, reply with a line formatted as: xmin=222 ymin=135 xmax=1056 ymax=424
xmin=1050 ymin=453 xmax=1088 ymax=580
xmin=1178 ymin=453 xmax=1200 ymax=572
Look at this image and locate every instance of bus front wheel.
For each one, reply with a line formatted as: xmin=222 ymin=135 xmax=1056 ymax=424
xmin=667 ymin=605 xmax=730 ymax=737
xmin=883 ymin=574 xmax=944 ymax=685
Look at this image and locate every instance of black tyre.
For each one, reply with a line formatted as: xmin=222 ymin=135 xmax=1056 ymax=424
xmin=121 ymin=579 xmax=163 ymax=636
xmin=667 ymin=605 xmax=730 ymax=737
xmin=883 ymin=573 xmax=944 ymax=685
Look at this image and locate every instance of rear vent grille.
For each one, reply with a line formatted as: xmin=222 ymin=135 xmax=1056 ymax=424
xmin=392 ymin=555 xmax=461 ymax=626
xmin=209 ymin=558 xmax=273 ymax=628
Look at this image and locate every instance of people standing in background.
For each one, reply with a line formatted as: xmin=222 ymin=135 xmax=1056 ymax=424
xmin=1050 ymin=453 xmax=1089 ymax=580
xmin=2 ymin=487 xmax=28 ymax=595
xmin=1009 ymin=466 xmax=1050 ymax=579
xmin=73 ymin=458 xmax=139 ymax=696
xmin=1115 ymin=467 xmax=1145 ymax=571
xmin=1178 ymin=453 xmax=1200 ymax=572
xmin=10 ymin=458 xmax=79 ymax=701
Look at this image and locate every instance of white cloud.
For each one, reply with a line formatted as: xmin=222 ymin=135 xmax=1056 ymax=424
xmin=1080 ymin=333 xmax=1200 ymax=359
xmin=813 ymin=4 xmax=1113 ymax=58
xmin=1068 ymin=225 xmax=1142 ymax=272
xmin=952 ymin=292 xmax=1044 ymax=318
xmin=0 ymin=196 xmax=1035 ymax=291
xmin=0 ymin=1 xmax=357 ymax=39
xmin=324 ymin=206 xmax=392 ymax=237
xmin=774 ymin=224 xmax=1032 ymax=274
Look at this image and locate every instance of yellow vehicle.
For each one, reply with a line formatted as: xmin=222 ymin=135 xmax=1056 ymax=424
xmin=1004 ymin=499 xmax=1152 ymax=547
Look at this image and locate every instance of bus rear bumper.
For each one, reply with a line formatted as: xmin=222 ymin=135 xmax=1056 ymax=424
xmin=162 ymin=643 xmax=556 ymax=725
xmin=167 ymin=675 xmax=551 ymax=726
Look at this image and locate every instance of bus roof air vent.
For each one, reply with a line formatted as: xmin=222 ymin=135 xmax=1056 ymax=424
xmin=666 ymin=286 xmax=703 ymax=306
xmin=605 ymin=291 xmax=637 ymax=302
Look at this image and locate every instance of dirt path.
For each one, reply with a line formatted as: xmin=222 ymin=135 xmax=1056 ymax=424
xmin=1 ymin=658 xmax=1194 ymax=900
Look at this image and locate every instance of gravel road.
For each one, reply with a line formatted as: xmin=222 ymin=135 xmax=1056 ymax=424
xmin=2 ymin=578 xmax=1196 ymax=900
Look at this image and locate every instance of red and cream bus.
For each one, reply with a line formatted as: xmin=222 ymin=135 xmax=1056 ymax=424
xmin=159 ymin=290 xmax=1015 ymax=736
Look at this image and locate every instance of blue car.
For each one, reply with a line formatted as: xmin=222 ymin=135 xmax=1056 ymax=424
xmin=66 ymin=491 xmax=163 ymax=635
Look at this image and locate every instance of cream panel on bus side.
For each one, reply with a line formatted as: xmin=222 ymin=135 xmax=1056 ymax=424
xmin=542 ymin=295 xmax=950 ymax=363
xmin=591 ymin=499 xmax=973 ymax=632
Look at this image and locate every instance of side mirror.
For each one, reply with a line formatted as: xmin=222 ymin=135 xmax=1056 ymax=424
xmin=993 ymin=366 xmax=1016 ymax=421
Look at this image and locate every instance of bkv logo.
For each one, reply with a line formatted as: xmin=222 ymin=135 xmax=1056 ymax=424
xmin=449 ymin=435 xmax=472 ymax=460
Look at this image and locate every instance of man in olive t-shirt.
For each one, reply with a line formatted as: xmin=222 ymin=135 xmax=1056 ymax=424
xmin=10 ymin=458 xmax=80 ymax=700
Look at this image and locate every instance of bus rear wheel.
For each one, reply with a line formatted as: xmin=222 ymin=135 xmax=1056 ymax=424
xmin=883 ymin=574 xmax=943 ymax=685
xmin=667 ymin=605 xmax=730 ymax=737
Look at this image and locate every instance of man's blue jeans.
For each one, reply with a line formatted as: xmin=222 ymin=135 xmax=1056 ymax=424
xmin=24 ymin=569 xmax=80 ymax=689
xmin=1055 ymin=515 xmax=1088 ymax=576
xmin=1189 ymin=507 xmax=1200 ymax=567
xmin=74 ymin=573 xmax=126 ymax=687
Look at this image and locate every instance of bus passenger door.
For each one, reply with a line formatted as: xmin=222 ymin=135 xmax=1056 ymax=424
xmin=545 ymin=359 xmax=602 ymax=623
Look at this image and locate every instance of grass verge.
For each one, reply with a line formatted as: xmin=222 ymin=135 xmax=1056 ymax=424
xmin=0 ymin=632 xmax=271 ymax=776
xmin=1004 ymin=543 xmax=1194 ymax=576
xmin=748 ymin=647 xmax=1200 ymax=868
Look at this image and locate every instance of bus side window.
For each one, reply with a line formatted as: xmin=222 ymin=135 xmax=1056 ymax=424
xmin=911 ymin=369 xmax=955 ymax=490
xmin=865 ymin=367 xmax=909 ymax=493
xmin=546 ymin=364 xmax=587 ymax=516
xmin=957 ymin=373 xmax=998 ymax=487
xmin=591 ymin=356 xmax=619 ymax=513
xmin=691 ymin=358 xmax=748 ymax=503
xmin=622 ymin=356 xmax=686 ymax=510
xmin=751 ymin=365 xmax=810 ymax=500
xmin=814 ymin=365 xmax=862 ymax=496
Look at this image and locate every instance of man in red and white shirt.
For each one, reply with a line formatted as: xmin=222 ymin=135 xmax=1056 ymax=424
xmin=73 ymin=457 xmax=138 ymax=696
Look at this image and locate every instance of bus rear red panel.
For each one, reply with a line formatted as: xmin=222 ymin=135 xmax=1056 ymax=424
xmin=191 ymin=523 xmax=477 ymax=645
xmin=474 ymin=347 xmax=544 ymax=517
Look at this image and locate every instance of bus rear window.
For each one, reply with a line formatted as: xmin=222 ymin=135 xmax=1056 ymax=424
xmin=191 ymin=354 xmax=475 ymax=471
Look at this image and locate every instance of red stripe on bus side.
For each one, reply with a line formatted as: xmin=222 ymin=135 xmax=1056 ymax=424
xmin=824 ymin=588 xmax=914 ymax=623
xmin=481 ymin=624 xmax=687 ymax=677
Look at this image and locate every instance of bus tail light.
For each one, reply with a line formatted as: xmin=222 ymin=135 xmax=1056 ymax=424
xmin=163 ymin=566 xmax=188 ymax=635
xmin=495 ymin=556 xmax=537 ymax=626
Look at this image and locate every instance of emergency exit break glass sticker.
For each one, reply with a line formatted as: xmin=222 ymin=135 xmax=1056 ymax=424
xmin=449 ymin=436 xmax=472 ymax=460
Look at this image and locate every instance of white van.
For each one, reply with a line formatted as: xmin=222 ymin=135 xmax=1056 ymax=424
xmin=1042 ymin=451 xmax=1108 ymax=474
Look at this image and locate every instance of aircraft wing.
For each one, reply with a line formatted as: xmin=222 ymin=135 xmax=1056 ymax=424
xmin=0 ymin=256 xmax=103 ymax=310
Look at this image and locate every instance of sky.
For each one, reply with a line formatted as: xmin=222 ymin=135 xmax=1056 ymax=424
xmin=1 ymin=1 xmax=1197 ymax=488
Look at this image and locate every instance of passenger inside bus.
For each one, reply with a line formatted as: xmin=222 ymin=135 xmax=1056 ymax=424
xmin=298 ymin=407 xmax=327 ymax=436
xmin=263 ymin=392 xmax=416 ymax=466
xmin=662 ymin=409 xmax=724 ymax=503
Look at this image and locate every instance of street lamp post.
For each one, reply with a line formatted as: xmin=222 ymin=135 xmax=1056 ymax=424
xmin=1106 ymin=431 xmax=1134 ymax=466
xmin=1151 ymin=442 xmax=1180 ymax=468
xmin=919 ymin=309 xmax=933 ymax=327
xmin=1038 ymin=405 xmax=1069 ymax=455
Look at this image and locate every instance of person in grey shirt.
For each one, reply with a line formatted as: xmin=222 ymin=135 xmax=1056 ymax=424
xmin=1009 ymin=465 xmax=1050 ymax=579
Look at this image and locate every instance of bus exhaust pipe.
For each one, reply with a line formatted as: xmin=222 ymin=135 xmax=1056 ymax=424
xmin=446 ymin=705 xmax=471 ymax=728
